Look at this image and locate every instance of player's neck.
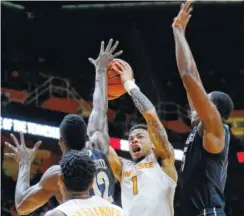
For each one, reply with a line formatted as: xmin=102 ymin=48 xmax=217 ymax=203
xmin=63 ymin=190 xmax=91 ymax=201
xmin=133 ymin=156 xmax=146 ymax=163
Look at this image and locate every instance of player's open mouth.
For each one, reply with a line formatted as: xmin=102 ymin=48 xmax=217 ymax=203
xmin=132 ymin=145 xmax=141 ymax=153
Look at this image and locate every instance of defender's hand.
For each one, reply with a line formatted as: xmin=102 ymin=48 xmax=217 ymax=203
xmin=112 ymin=60 xmax=134 ymax=84
xmin=172 ymin=0 xmax=193 ymax=32
xmin=88 ymin=39 xmax=123 ymax=71
xmin=5 ymin=133 xmax=42 ymax=165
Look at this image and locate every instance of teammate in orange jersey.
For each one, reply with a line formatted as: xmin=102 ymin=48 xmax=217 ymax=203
xmin=4 ymin=39 xmax=122 ymax=215
xmin=44 ymin=150 xmax=126 ymax=216
xmin=172 ymin=1 xmax=233 ymax=215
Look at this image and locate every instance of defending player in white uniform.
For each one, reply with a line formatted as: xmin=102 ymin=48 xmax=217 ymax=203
xmin=44 ymin=151 xmax=126 ymax=216
xmin=108 ymin=60 xmax=178 ymax=216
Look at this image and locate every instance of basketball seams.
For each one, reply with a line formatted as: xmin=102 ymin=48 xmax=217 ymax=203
xmin=107 ymin=83 xmax=122 ymax=86
xmin=108 ymin=74 xmax=120 ymax=80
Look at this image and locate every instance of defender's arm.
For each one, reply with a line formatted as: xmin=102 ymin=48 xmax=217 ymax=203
xmin=173 ymin=21 xmax=224 ymax=153
xmin=88 ymin=39 xmax=123 ymax=180
xmin=87 ymin=69 xmax=109 ymax=155
xmin=87 ymin=39 xmax=122 ymax=156
xmin=88 ymin=70 xmax=122 ymax=182
xmin=15 ymin=165 xmax=60 ymax=215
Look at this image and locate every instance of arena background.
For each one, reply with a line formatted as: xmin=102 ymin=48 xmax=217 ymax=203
xmin=1 ymin=1 xmax=244 ymax=215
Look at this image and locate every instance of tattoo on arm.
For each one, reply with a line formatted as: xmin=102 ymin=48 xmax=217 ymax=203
xmin=130 ymin=88 xmax=174 ymax=159
xmin=130 ymin=88 xmax=154 ymax=113
xmin=147 ymin=118 xmax=174 ymax=159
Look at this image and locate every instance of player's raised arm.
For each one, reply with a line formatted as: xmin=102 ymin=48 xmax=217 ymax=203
xmin=87 ymin=39 xmax=122 ymax=156
xmin=88 ymin=39 xmax=123 ymax=181
xmin=172 ymin=1 xmax=224 ymax=153
xmin=172 ymin=2 xmax=204 ymax=112
xmin=4 ymin=133 xmax=61 ymax=215
xmin=113 ymin=61 xmax=177 ymax=182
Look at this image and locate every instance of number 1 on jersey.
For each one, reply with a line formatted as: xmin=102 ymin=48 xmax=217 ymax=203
xmin=132 ymin=176 xmax=138 ymax=195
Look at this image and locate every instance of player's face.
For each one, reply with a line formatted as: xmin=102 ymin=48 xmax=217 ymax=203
xmin=128 ymin=129 xmax=153 ymax=159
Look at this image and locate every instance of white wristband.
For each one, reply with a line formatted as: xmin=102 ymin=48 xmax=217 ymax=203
xmin=123 ymin=80 xmax=140 ymax=95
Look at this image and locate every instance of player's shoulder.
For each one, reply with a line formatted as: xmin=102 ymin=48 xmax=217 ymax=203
xmin=110 ymin=203 xmax=126 ymax=214
xmin=92 ymin=196 xmax=125 ymax=213
xmin=44 ymin=209 xmax=66 ymax=216
xmin=110 ymin=203 xmax=127 ymax=215
xmin=42 ymin=165 xmax=61 ymax=178
xmin=120 ymin=157 xmax=134 ymax=167
xmin=40 ymin=165 xmax=60 ymax=188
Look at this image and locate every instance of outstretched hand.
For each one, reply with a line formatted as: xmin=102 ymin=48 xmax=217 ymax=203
xmin=4 ymin=132 xmax=42 ymax=164
xmin=88 ymin=39 xmax=123 ymax=71
xmin=172 ymin=0 xmax=193 ymax=32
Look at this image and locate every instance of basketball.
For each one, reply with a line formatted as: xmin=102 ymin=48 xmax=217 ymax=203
xmin=107 ymin=59 xmax=127 ymax=100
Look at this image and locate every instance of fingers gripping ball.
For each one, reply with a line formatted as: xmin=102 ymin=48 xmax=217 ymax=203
xmin=107 ymin=59 xmax=127 ymax=100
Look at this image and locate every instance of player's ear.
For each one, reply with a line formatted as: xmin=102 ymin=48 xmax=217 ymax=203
xmin=88 ymin=179 xmax=94 ymax=190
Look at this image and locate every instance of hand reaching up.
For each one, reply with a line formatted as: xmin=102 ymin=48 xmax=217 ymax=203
xmin=172 ymin=0 xmax=193 ymax=33
xmin=88 ymin=39 xmax=123 ymax=72
xmin=5 ymin=133 xmax=42 ymax=165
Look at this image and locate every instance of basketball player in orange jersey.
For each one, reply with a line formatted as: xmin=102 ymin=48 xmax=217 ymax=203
xmin=105 ymin=60 xmax=177 ymax=216
xmin=172 ymin=1 xmax=233 ymax=215
xmin=44 ymin=150 xmax=127 ymax=216
xmin=4 ymin=39 xmax=122 ymax=215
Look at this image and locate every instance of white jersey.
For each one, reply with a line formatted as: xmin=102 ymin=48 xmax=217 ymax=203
xmin=55 ymin=196 xmax=126 ymax=216
xmin=121 ymin=153 xmax=176 ymax=216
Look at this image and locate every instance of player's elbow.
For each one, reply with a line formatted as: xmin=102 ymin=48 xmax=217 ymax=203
xmin=15 ymin=200 xmax=33 ymax=215
xmin=203 ymin=142 xmax=224 ymax=154
xmin=204 ymin=114 xmax=224 ymax=136
xmin=16 ymin=205 xmax=29 ymax=216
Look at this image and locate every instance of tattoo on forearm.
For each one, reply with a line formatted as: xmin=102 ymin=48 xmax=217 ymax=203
xmin=147 ymin=118 xmax=174 ymax=159
xmin=130 ymin=88 xmax=174 ymax=159
xmin=130 ymin=88 xmax=154 ymax=113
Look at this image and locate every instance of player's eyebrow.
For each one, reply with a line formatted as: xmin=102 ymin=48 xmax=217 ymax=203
xmin=136 ymin=132 xmax=145 ymax=136
xmin=129 ymin=132 xmax=145 ymax=139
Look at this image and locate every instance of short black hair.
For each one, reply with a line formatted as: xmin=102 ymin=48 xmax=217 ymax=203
xmin=210 ymin=91 xmax=234 ymax=120
xmin=60 ymin=114 xmax=87 ymax=150
xmin=60 ymin=150 xmax=96 ymax=192
xmin=129 ymin=124 xmax=148 ymax=135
